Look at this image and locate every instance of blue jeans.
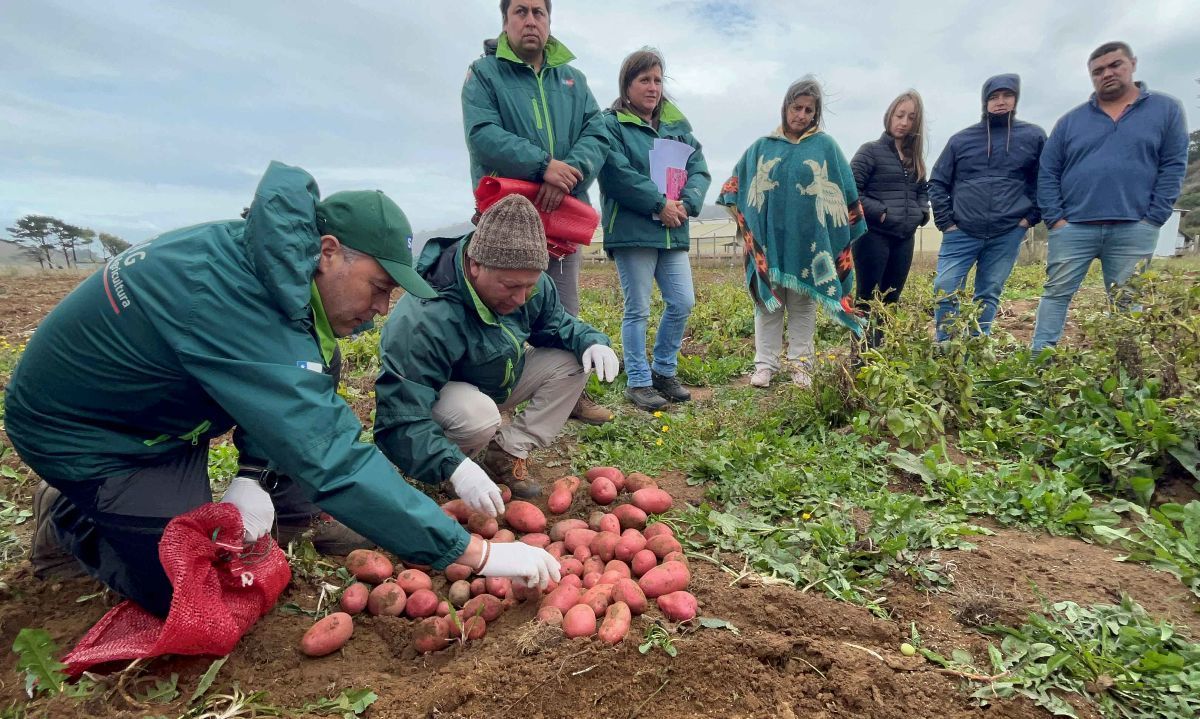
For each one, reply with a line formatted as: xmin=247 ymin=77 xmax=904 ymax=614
xmin=612 ymin=248 xmax=695 ymax=387
xmin=1031 ymin=221 xmax=1158 ymax=351
xmin=932 ymin=225 xmax=1026 ymax=342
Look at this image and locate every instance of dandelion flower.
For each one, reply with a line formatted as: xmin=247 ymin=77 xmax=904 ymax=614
xmin=802 ymin=512 xmax=812 ymax=520
xmin=656 ymin=439 xmax=664 ymax=446
xmin=653 ymin=411 xmax=663 ymax=418
xmin=661 ymin=425 xmax=670 ymax=432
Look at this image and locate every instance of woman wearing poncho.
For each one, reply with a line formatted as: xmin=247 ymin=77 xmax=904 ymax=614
xmin=717 ymin=77 xmax=867 ymax=388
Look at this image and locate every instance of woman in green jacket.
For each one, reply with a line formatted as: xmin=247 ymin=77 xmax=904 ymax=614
xmin=598 ymin=49 xmax=710 ymax=411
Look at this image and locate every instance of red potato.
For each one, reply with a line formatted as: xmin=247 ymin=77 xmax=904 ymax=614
xmin=632 ymin=488 xmax=673 ymax=515
xmin=500 ymin=484 xmax=512 ymax=503
xmin=589 ymin=477 xmax=617 ymax=505
xmin=564 ymin=528 xmax=599 ymax=553
xmin=444 ymin=563 xmax=472 ymax=583
xmin=611 ymin=504 xmax=648 ymax=531
xmin=638 ymin=561 xmax=691 ymax=598
xmin=558 ymin=573 xmax=582 ymax=589
xmin=537 ymin=605 xmax=564 ymax=625
xmin=547 ymin=488 xmax=573 ymax=515
xmin=663 ymin=551 xmax=688 ymax=565
xmin=412 ymin=616 xmax=450 ymax=654
xmin=513 ymin=582 xmax=542 ymax=603
xmin=589 ymin=532 xmax=621 ymax=562
xmin=505 ymin=501 xmax=547 ymax=534
xmin=466 ymin=513 xmax=498 ymax=539
xmin=615 ymin=532 xmax=648 ymax=562
xmin=585 ymin=466 xmax=625 ymax=485
xmin=546 ymin=541 xmax=566 ymax=559
xmin=559 ymin=557 xmax=584 ymax=577
xmin=540 ymin=583 xmax=581 ymax=614
xmin=624 ymin=472 xmax=658 ymax=492
xmin=656 ymin=590 xmax=698 ymax=621
xmin=462 ymin=593 xmax=504 ymax=622
xmin=582 ymin=571 xmax=601 ymax=589
xmin=598 ymin=601 xmax=632 ymax=645
xmin=396 ymin=569 xmax=433 ymax=594
xmin=367 ymin=583 xmax=407 ymax=617
xmin=339 ymin=583 xmax=369 ymax=615
xmin=485 ymin=576 xmax=512 ymax=599
xmin=462 ymin=615 xmax=487 ymax=640
xmin=572 ymin=544 xmax=591 ymax=562
xmin=553 ymin=475 xmax=582 ymax=494
xmin=491 ymin=529 xmax=516 ymax=543
xmin=470 ymin=578 xmax=487 ymax=596
xmin=587 ymin=511 xmax=606 ymax=531
xmin=611 ymin=577 xmax=648 ymax=615
xmin=300 ymin=612 xmax=354 ymax=657
xmin=646 ymin=535 xmax=683 ymax=559
xmin=598 ymin=513 xmax=621 ymax=535
xmin=599 ymin=569 xmax=626 ymax=586
xmin=519 ymin=532 xmax=551 ymax=548
xmin=436 ymin=601 xmax=450 ymax=617
xmin=581 ymin=583 xmax=614 ymax=616
xmin=631 ymin=549 xmax=658 ymax=577
xmin=440 ymin=499 xmax=471 ymax=523
xmin=604 ymin=560 xmax=632 ymax=578
xmin=583 ymin=556 xmax=605 ymax=577
xmin=643 ymin=523 xmax=674 ymax=541
xmin=345 ymin=549 xmax=393 ymax=584
xmin=562 ymin=603 xmax=597 ymax=638
xmin=448 ymin=580 xmax=472 ymax=608
xmin=550 ymin=519 xmax=589 ymax=543
xmin=405 ymin=588 xmax=439 ymax=618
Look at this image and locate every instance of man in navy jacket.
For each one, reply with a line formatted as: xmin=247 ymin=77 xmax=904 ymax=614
xmin=929 ymin=74 xmax=1046 ymax=342
xmin=1032 ymin=41 xmax=1188 ymax=351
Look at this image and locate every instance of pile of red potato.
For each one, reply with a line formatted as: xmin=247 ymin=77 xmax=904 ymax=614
xmin=299 ymin=466 xmax=697 ymax=657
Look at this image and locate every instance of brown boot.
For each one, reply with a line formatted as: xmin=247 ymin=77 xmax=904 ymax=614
xmin=277 ymin=513 xmax=375 ymax=556
xmin=30 ymin=481 xmax=86 ymax=580
xmin=570 ymin=393 xmax=614 ymax=425
xmin=480 ymin=440 xmax=539 ymax=498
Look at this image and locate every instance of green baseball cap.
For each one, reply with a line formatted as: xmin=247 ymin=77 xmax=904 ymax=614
xmin=315 ymin=190 xmax=438 ymax=299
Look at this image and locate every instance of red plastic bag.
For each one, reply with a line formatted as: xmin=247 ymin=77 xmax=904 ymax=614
xmin=62 ymin=502 xmax=291 ymax=676
xmin=474 ymin=176 xmax=598 ymax=257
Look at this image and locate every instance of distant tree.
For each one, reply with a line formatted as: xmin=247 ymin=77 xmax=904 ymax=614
xmin=51 ymin=221 xmax=93 ymax=268
xmin=5 ymin=215 xmax=60 ymax=269
xmin=99 ymin=232 xmax=131 ymax=259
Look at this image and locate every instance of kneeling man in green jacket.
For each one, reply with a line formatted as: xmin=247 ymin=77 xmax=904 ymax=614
xmin=4 ymin=163 xmax=559 ymax=618
xmin=375 ymin=195 xmax=619 ymax=501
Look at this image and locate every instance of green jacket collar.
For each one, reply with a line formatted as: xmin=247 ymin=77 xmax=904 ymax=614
xmin=769 ymin=125 xmax=822 ymax=144
xmin=458 ymin=240 xmax=499 ymax=327
xmin=615 ymin=100 xmax=687 ymax=128
xmin=496 ymin=32 xmax=575 ymax=68
xmin=309 ymin=283 xmax=338 ymax=364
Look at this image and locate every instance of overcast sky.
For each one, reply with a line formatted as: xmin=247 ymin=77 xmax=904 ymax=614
xmin=3 ymin=0 xmax=1198 ymax=246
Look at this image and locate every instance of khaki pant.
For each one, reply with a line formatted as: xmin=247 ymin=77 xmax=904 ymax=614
xmin=754 ymin=287 xmax=816 ymax=372
xmin=432 ymin=347 xmax=587 ymax=459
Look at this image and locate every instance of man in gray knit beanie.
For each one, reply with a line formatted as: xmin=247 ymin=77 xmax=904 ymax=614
xmin=374 ymin=196 xmax=620 ymax=500
xmin=467 ymin=195 xmax=549 ymax=271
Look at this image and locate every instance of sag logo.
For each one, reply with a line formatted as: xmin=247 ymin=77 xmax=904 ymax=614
xmin=562 ymin=77 xmax=574 ymax=87
xmin=407 ymin=235 xmax=413 ymax=250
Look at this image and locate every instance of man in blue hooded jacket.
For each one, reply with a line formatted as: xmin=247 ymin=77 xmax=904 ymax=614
xmin=1032 ymin=41 xmax=1188 ymax=352
xmin=929 ymin=74 xmax=1046 ymax=342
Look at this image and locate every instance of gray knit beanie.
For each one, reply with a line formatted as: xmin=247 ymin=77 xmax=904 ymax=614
xmin=467 ymin=195 xmax=549 ymax=271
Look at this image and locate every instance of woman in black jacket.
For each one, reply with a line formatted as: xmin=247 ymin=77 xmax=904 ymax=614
xmin=850 ymin=90 xmax=929 ymax=347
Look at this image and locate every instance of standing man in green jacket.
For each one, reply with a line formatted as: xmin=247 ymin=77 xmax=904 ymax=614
xmin=4 ymin=163 xmax=559 ymax=618
xmin=374 ymin=196 xmax=619 ymax=499
xmin=461 ymin=0 xmax=612 ymax=425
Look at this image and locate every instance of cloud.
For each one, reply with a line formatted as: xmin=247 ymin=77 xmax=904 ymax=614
xmin=2 ymin=0 xmax=1196 ymax=245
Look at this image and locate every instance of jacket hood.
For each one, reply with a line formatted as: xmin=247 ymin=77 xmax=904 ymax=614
xmin=241 ymin=161 xmax=323 ymax=322
xmin=982 ymin=73 xmax=1020 ymax=114
xmin=496 ymin=33 xmax=575 ymax=68
xmin=416 ymin=234 xmax=464 ymax=287
xmin=613 ymin=100 xmax=692 ymax=132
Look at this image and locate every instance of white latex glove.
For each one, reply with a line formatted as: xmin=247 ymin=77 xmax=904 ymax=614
xmin=581 ymin=344 xmax=620 ymax=383
xmin=449 ymin=458 xmax=504 ymax=517
xmin=219 ymin=477 xmax=275 ymax=542
xmin=477 ymin=541 xmax=562 ymax=590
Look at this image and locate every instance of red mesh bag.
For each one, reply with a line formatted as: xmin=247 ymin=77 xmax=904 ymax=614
xmin=474 ymin=176 xmax=598 ymax=258
xmin=62 ymin=502 xmax=291 ymax=676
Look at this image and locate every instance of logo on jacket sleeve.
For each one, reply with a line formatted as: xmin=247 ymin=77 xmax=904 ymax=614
xmin=562 ymin=77 xmax=574 ymax=88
